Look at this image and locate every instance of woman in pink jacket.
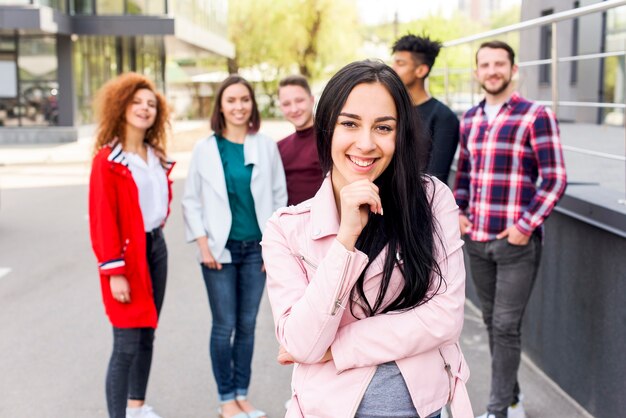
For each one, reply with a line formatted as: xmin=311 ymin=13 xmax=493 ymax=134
xmin=262 ymin=60 xmax=473 ymax=418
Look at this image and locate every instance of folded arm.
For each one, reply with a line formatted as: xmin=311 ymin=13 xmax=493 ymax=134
xmin=262 ymin=215 xmax=369 ymax=364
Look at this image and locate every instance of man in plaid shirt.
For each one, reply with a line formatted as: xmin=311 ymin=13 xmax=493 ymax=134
xmin=453 ymin=41 xmax=567 ymax=418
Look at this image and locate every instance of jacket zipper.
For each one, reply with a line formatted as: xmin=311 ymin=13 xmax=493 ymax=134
xmin=294 ymin=253 xmax=318 ymax=270
xmin=348 ymin=366 xmax=377 ymax=417
xmin=331 ymin=253 xmax=351 ymax=315
xmin=438 ymin=348 xmax=455 ymax=403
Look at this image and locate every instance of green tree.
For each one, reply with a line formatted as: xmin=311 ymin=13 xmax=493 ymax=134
xmin=228 ymin=0 xmax=360 ymax=80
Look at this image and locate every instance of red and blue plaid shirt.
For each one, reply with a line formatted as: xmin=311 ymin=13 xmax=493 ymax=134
xmin=453 ymin=92 xmax=567 ymax=242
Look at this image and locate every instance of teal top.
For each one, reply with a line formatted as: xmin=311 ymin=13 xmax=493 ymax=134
xmin=216 ymin=135 xmax=262 ymax=241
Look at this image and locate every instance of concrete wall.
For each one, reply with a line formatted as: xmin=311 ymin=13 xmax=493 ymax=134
xmin=464 ymin=184 xmax=626 ymax=418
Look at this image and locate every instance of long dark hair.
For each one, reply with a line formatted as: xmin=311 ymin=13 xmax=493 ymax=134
xmin=210 ymin=74 xmax=261 ymax=136
xmin=315 ymin=60 xmax=443 ymax=316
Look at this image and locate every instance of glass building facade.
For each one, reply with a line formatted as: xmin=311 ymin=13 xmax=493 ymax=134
xmin=72 ymin=35 xmax=165 ymax=124
xmin=0 ymin=34 xmax=59 ymax=127
xmin=0 ymin=0 xmax=232 ymax=140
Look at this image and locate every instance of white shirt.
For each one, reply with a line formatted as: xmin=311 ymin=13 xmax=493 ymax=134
xmin=483 ymin=103 xmax=501 ymax=123
xmin=125 ymin=146 xmax=168 ymax=232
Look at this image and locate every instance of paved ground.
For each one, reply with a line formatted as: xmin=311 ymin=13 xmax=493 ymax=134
xmin=0 ymin=120 xmax=597 ymax=417
xmin=558 ymin=123 xmax=625 ymax=195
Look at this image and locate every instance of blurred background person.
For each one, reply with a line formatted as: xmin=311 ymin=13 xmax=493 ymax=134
xmin=392 ymin=33 xmax=460 ymax=185
xmin=454 ymin=41 xmax=567 ymax=418
xmin=89 ymin=73 xmax=173 ymax=418
xmin=182 ymin=75 xmax=287 ymax=418
xmin=277 ymin=75 xmax=323 ymax=206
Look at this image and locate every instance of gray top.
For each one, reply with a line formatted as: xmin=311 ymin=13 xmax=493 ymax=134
xmin=355 ymin=362 xmax=441 ymax=418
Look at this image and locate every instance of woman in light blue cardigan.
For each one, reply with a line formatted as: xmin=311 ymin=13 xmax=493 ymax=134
xmin=182 ymin=75 xmax=287 ymax=418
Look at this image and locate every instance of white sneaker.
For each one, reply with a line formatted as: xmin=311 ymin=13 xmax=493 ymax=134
xmin=126 ymin=404 xmax=163 ymax=418
xmin=507 ymin=399 xmax=526 ymax=418
xmin=475 ymin=399 xmax=525 ymax=418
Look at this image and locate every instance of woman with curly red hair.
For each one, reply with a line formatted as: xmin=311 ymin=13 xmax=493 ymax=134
xmin=88 ymin=72 xmax=173 ymax=418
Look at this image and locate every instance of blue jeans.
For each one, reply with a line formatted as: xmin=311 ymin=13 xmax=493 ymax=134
xmin=106 ymin=228 xmax=168 ymax=418
xmin=201 ymin=240 xmax=266 ymax=402
xmin=465 ymin=235 xmax=542 ymax=418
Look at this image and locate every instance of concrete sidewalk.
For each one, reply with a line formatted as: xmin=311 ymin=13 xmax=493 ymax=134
xmin=457 ymin=301 xmax=591 ymax=417
xmin=0 ymin=120 xmax=299 ymax=167
xmin=0 ymin=120 xmax=211 ymax=166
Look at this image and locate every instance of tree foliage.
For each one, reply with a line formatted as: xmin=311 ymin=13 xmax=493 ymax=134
xmin=228 ymin=0 xmax=360 ymax=81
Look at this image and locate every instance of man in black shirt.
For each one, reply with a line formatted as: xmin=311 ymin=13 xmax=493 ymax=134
xmin=392 ymin=34 xmax=460 ymax=185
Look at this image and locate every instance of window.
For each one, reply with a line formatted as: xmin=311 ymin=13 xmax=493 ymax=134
xmin=127 ymin=0 xmax=165 ymax=15
xmin=96 ymin=0 xmax=123 ymax=14
xmin=94 ymin=0 xmax=166 ymax=15
xmin=17 ymin=36 xmax=59 ymax=126
xmin=0 ymin=35 xmax=18 ymax=127
xmin=73 ymin=35 xmax=117 ymax=124
xmin=73 ymin=35 xmax=164 ymax=125
xmin=540 ymin=9 xmax=554 ymax=84
xmin=71 ymin=0 xmax=94 ymax=14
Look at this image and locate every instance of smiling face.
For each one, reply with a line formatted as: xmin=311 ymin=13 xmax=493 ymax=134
xmin=331 ymin=82 xmax=397 ymax=193
xmin=475 ymin=47 xmax=517 ymax=98
xmin=220 ymin=82 xmax=253 ymax=130
xmin=125 ymin=88 xmax=157 ymax=134
xmin=278 ymin=84 xmax=315 ymax=130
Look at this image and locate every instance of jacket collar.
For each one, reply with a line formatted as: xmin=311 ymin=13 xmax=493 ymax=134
xmin=107 ymin=142 xmax=129 ymax=167
xmin=309 ymin=176 xmax=341 ymax=240
xmin=197 ymin=133 xmax=262 ymax=201
xmin=197 ymin=135 xmax=228 ymax=201
xmin=107 ymin=140 xmax=175 ymax=173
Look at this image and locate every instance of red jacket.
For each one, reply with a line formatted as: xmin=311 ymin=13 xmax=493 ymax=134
xmin=89 ymin=143 xmax=174 ymax=328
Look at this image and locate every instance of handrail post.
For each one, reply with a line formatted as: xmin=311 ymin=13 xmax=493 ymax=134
xmin=444 ymin=61 xmax=450 ymax=107
xmin=551 ymin=21 xmax=559 ymax=117
xmin=621 ymin=50 xmax=626 ymax=205
xmin=470 ymin=43 xmax=475 ymax=106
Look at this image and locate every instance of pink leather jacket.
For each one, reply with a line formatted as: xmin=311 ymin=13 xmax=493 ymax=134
xmin=262 ymin=177 xmax=473 ymax=418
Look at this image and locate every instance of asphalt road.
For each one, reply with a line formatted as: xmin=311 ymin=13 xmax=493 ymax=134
xmin=0 ymin=180 xmax=292 ymax=417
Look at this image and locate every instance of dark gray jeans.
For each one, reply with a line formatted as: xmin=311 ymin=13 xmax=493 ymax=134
xmin=465 ymin=235 xmax=542 ymax=418
xmin=106 ymin=228 xmax=168 ymax=418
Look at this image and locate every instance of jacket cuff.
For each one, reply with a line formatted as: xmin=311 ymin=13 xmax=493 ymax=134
xmin=98 ymin=258 xmax=126 ymax=276
xmin=328 ymin=239 xmax=369 ymax=304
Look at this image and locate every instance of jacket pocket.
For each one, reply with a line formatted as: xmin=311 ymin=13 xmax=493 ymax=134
xmin=292 ymin=252 xmax=318 ymax=283
xmin=293 ymin=252 xmax=318 ymax=270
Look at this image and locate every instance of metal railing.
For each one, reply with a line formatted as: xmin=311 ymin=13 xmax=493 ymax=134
xmin=433 ymin=0 xmax=626 ymax=204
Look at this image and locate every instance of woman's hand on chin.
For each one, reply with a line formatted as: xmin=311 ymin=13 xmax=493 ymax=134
xmin=336 ymin=179 xmax=382 ymax=250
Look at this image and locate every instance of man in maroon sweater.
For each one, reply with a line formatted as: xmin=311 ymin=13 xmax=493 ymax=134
xmin=277 ymin=75 xmax=324 ymax=206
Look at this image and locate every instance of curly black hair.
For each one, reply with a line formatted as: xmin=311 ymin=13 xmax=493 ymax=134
xmin=391 ymin=33 xmax=442 ymax=76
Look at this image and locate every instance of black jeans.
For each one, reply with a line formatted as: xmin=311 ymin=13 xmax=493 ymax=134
xmin=106 ymin=228 xmax=168 ymax=418
xmin=465 ymin=235 xmax=542 ymax=418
